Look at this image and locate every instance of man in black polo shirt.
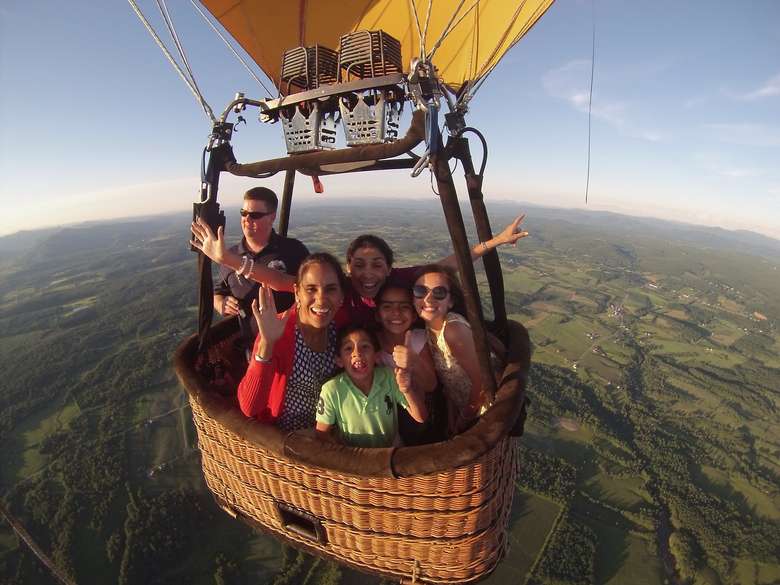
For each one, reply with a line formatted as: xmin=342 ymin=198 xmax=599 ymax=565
xmin=212 ymin=187 xmax=309 ymax=345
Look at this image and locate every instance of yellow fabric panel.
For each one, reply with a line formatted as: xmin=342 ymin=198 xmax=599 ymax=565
xmin=202 ymin=0 xmax=554 ymax=93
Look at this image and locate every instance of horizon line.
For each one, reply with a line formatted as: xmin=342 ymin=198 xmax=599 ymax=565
xmin=2 ymin=197 xmax=779 ymax=245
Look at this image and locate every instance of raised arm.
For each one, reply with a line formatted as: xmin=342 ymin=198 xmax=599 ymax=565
xmin=392 ymin=331 xmax=437 ymax=393
xmin=437 ymin=214 xmax=528 ymax=270
xmin=236 ymin=285 xmax=291 ymax=418
xmin=395 ymin=367 xmax=428 ymax=423
xmin=191 ymin=218 xmax=296 ymax=292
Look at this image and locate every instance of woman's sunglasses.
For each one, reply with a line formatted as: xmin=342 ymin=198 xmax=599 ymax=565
xmin=412 ymin=284 xmax=450 ymax=300
xmin=240 ymin=209 xmax=273 ymax=220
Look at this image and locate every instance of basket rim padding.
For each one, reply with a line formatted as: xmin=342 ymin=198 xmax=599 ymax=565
xmin=174 ymin=317 xmax=529 ymax=478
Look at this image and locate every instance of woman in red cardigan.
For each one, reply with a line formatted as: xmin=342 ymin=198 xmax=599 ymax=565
xmin=237 ymin=253 xmax=347 ymax=430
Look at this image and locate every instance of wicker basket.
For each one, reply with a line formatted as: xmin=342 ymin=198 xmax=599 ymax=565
xmin=174 ymin=318 xmax=530 ymax=584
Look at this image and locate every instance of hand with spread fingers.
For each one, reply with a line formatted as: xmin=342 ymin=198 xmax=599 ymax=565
xmin=251 ymin=284 xmax=290 ymax=359
xmin=190 ymin=217 xmax=226 ymax=264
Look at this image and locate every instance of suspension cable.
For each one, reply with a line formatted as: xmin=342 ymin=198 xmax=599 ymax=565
xmin=461 ymin=0 xmax=529 ymax=102
xmin=421 ymin=0 xmax=433 ymax=55
xmin=407 ymin=0 xmax=425 ymax=60
xmin=585 ymin=0 xmax=596 ymax=204
xmin=155 ymin=0 xmax=197 ymax=87
xmin=462 ymin=0 xmax=551 ymax=103
xmin=189 ymin=0 xmax=276 ymax=95
xmin=426 ymin=0 xmax=470 ymax=62
xmin=154 ymin=0 xmax=215 ymax=120
xmin=127 ymin=0 xmax=216 ymax=122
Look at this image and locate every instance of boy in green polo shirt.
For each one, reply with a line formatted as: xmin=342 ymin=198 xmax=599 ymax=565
xmin=316 ymin=325 xmax=428 ymax=448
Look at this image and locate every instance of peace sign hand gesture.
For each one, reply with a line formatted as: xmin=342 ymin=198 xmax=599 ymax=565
xmin=251 ymin=284 xmax=290 ymax=360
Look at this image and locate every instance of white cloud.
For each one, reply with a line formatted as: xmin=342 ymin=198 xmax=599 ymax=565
xmin=717 ymin=167 xmax=762 ymax=179
xmin=693 ymin=152 xmax=766 ymax=180
xmin=542 ymin=60 xmax=664 ymax=142
xmin=684 ymin=95 xmax=708 ymax=109
xmin=731 ymin=72 xmax=780 ymax=101
xmin=704 ymin=123 xmax=780 ymax=147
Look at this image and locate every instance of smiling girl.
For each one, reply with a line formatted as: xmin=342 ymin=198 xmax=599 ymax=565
xmin=412 ymin=265 xmax=485 ymax=436
xmin=343 ymin=215 xmax=529 ymax=325
xmin=374 ymin=283 xmax=437 ymax=393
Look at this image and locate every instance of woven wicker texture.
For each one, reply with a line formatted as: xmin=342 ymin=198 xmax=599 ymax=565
xmin=175 ymin=316 xmax=530 ymax=583
xmin=190 ymin=394 xmax=518 ymax=583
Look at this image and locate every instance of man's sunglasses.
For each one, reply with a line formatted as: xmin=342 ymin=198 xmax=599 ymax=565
xmin=412 ymin=284 xmax=450 ymax=300
xmin=240 ymin=209 xmax=273 ymax=220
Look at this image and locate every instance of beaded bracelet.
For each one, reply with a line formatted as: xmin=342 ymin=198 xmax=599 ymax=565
xmin=237 ymin=255 xmax=249 ymax=276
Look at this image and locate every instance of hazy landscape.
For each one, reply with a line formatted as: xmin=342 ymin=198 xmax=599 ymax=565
xmin=0 ymin=200 xmax=778 ymax=585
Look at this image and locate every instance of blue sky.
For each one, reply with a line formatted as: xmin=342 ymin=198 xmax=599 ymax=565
xmin=1 ymin=0 xmax=778 ymax=238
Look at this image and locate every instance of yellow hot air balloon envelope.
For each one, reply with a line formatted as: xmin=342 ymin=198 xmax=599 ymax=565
xmin=201 ymin=0 xmax=554 ymax=95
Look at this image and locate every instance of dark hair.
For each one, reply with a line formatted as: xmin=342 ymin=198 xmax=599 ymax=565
xmin=336 ymin=324 xmax=380 ymax=352
xmin=375 ymin=282 xmax=424 ymax=330
xmin=297 ymin=252 xmax=348 ymax=291
xmin=414 ymin=264 xmax=466 ymax=316
xmin=375 ymin=282 xmax=411 ymax=304
xmin=346 ymin=234 xmax=394 ymax=266
xmin=243 ymin=187 xmax=278 ymax=211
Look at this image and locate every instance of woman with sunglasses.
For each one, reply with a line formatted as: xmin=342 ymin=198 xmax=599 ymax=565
xmin=237 ymin=253 xmax=345 ymax=431
xmin=412 ymin=265 xmax=485 ymax=437
xmin=344 ymin=215 xmax=528 ymax=325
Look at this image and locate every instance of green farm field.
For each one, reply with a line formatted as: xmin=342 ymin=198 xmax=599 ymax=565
xmin=1 ymin=202 xmax=778 ymax=585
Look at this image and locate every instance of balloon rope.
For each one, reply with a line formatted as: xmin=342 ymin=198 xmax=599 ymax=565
xmin=466 ymin=0 xmax=549 ymax=102
xmin=421 ymin=0 xmax=433 ymax=54
xmin=427 ymin=0 xmax=472 ymax=62
xmin=585 ymin=0 xmax=596 ymax=204
xmin=189 ymin=0 xmax=276 ymax=95
xmin=127 ymin=0 xmax=216 ymax=122
xmin=467 ymin=0 xmax=528 ymax=97
xmin=407 ymin=0 xmax=425 ymax=59
xmin=155 ymin=0 xmax=215 ymax=121
xmin=156 ymin=0 xmax=196 ymax=87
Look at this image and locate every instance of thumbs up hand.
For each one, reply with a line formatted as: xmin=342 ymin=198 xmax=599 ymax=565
xmin=395 ymin=366 xmax=412 ymax=394
xmin=392 ymin=331 xmax=417 ymax=370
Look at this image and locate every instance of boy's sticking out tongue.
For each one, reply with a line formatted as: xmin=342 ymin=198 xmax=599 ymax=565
xmin=337 ymin=328 xmax=379 ymax=395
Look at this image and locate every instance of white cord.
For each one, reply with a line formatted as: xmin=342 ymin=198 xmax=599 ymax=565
xmin=421 ymin=0 xmax=433 ymax=55
xmin=426 ymin=0 xmax=470 ymax=62
xmin=127 ymin=0 xmax=216 ymax=122
xmin=408 ymin=0 xmax=425 ymax=60
xmin=155 ymin=0 xmax=214 ymax=119
xmin=189 ymin=0 xmax=276 ymax=95
xmin=462 ymin=0 xmax=551 ymax=104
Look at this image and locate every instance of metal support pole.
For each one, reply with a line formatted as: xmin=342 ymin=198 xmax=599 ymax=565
xmin=193 ymin=149 xmax=225 ymax=353
xmin=449 ymin=136 xmax=508 ymax=337
xmin=431 ymin=152 xmax=498 ymax=400
xmin=278 ymin=169 xmax=296 ymax=237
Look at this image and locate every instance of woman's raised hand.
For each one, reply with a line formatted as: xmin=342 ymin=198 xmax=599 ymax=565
xmin=496 ymin=214 xmax=529 ymax=246
xmin=190 ymin=217 xmax=226 ymax=264
xmin=251 ymin=284 xmax=290 ymax=346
